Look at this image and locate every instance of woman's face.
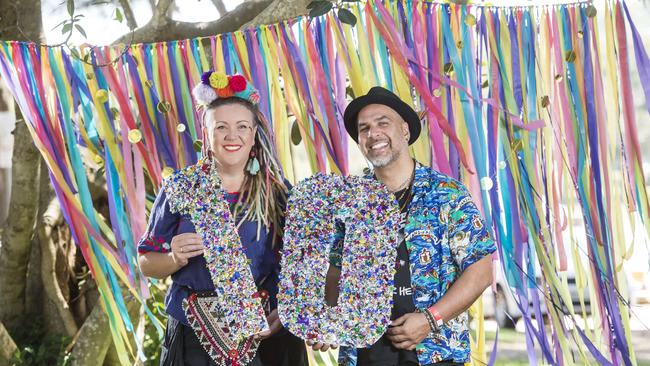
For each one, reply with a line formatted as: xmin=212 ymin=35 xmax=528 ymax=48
xmin=204 ymin=103 xmax=257 ymax=171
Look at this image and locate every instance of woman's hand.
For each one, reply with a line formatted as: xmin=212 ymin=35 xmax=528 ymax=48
xmin=170 ymin=233 xmax=204 ymax=267
xmin=254 ymin=309 xmax=283 ymax=341
xmin=139 ymin=233 xmax=204 ymax=279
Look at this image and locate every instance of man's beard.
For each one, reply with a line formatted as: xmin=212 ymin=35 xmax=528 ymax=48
xmin=368 ymin=148 xmax=401 ymax=168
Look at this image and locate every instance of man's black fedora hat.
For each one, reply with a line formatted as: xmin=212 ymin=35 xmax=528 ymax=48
xmin=343 ymin=86 xmax=421 ymax=145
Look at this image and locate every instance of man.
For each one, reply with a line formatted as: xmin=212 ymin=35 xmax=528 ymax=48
xmin=312 ymin=87 xmax=496 ymax=366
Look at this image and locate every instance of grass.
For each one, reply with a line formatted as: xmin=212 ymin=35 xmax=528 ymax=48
xmin=307 ymin=327 xmax=650 ymax=365
xmin=484 ymin=328 xmax=650 ymax=366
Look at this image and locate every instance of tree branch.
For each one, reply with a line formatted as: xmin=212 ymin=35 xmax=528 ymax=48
xmin=114 ymin=0 xmax=273 ymax=44
xmin=117 ymin=0 xmax=138 ymax=30
xmin=211 ymin=0 xmax=227 ymax=17
xmin=245 ymin=0 xmax=311 ymax=28
xmin=153 ymin=0 xmax=174 ymax=20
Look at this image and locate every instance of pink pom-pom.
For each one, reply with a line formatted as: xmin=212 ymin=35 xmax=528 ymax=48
xmin=192 ymin=83 xmax=218 ymax=105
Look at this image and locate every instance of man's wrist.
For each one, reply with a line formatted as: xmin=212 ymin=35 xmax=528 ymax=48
xmin=417 ymin=308 xmax=438 ymax=336
xmin=426 ymin=305 xmax=444 ymax=329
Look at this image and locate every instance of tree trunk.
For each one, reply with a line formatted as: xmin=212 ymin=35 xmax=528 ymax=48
xmin=0 ymin=321 xmax=18 ymax=364
xmin=69 ymin=297 xmax=140 ymax=366
xmin=68 ymin=301 xmax=114 ymax=366
xmin=0 ymin=121 xmax=42 ymax=331
xmin=39 ymin=198 xmax=79 ymax=337
xmin=0 ymin=0 xmax=44 ymax=334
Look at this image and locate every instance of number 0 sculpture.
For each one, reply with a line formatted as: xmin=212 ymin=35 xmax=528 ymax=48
xmin=278 ymin=173 xmax=401 ymax=347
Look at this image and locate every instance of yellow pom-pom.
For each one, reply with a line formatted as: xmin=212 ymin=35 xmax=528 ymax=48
xmin=209 ymin=72 xmax=228 ymax=89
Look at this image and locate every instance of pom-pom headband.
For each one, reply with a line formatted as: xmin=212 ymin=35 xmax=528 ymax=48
xmin=193 ymin=71 xmax=260 ymax=106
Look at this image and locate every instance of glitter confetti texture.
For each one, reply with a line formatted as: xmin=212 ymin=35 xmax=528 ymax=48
xmin=279 ymin=173 xmax=401 ymax=347
xmin=164 ymin=161 xmax=269 ymax=341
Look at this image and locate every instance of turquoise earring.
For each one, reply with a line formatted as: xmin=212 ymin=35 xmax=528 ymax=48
xmin=246 ymin=150 xmax=260 ymax=175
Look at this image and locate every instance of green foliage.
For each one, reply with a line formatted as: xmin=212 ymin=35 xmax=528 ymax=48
xmin=10 ymin=318 xmax=72 ymax=366
xmin=291 ymin=119 xmax=302 ymax=146
xmin=337 ymin=8 xmax=356 ymax=26
xmin=308 ymin=1 xmax=333 ymax=18
xmin=114 ymin=8 xmax=124 ymax=23
xmin=307 ymin=0 xmax=361 ymax=26
xmin=141 ymin=280 xmax=170 ymax=365
xmin=67 ymin=0 xmax=75 ymax=17
xmin=52 ymin=1 xmax=86 ymax=43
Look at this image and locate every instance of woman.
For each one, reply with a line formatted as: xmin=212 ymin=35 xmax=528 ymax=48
xmin=138 ymin=72 xmax=307 ymax=366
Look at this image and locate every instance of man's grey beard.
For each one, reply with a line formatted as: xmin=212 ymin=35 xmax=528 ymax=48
xmin=368 ymin=148 xmax=401 ymax=168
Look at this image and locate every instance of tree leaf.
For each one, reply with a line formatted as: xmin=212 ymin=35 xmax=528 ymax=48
xmin=193 ymin=140 xmax=203 ymax=152
xmin=307 ymin=1 xmax=326 ymax=9
xmin=62 ymin=23 xmax=72 ymax=34
xmin=338 ymin=8 xmax=357 ymax=26
xmin=70 ymin=48 xmax=80 ymax=60
xmin=586 ymin=5 xmax=597 ymax=18
xmin=75 ymin=24 xmax=87 ymax=38
xmin=565 ymin=50 xmax=577 ymax=63
xmin=443 ymin=62 xmax=454 ymax=75
xmin=290 ymin=119 xmax=302 ymax=145
xmin=115 ymin=8 xmax=124 ymax=23
xmin=51 ymin=19 xmax=67 ymax=31
xmin=308 ymin=1 xmax=333 ymax=18
xmin=541 ymin=95 xmax=550 ymax=108
xmin=67 ymin=0 xmax=75 ymax=16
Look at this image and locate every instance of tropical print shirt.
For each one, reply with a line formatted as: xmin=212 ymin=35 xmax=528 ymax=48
xmin=331 ymin=162 xmax=496 ymax=365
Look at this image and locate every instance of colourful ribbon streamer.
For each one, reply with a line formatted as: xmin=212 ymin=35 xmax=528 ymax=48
xmin=0 ymin=1 xmax=648 ymax=364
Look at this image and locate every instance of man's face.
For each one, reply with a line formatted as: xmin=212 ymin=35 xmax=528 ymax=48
xmin=357 ymin=104 xmax=410 ymax=168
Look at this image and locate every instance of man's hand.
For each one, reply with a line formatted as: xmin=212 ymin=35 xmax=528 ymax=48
xmin=386 ymin=312 xmax=430 ymax=350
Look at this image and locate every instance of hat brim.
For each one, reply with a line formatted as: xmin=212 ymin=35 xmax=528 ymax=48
xmin=344 ymin=94 xmax=421 ymax=145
